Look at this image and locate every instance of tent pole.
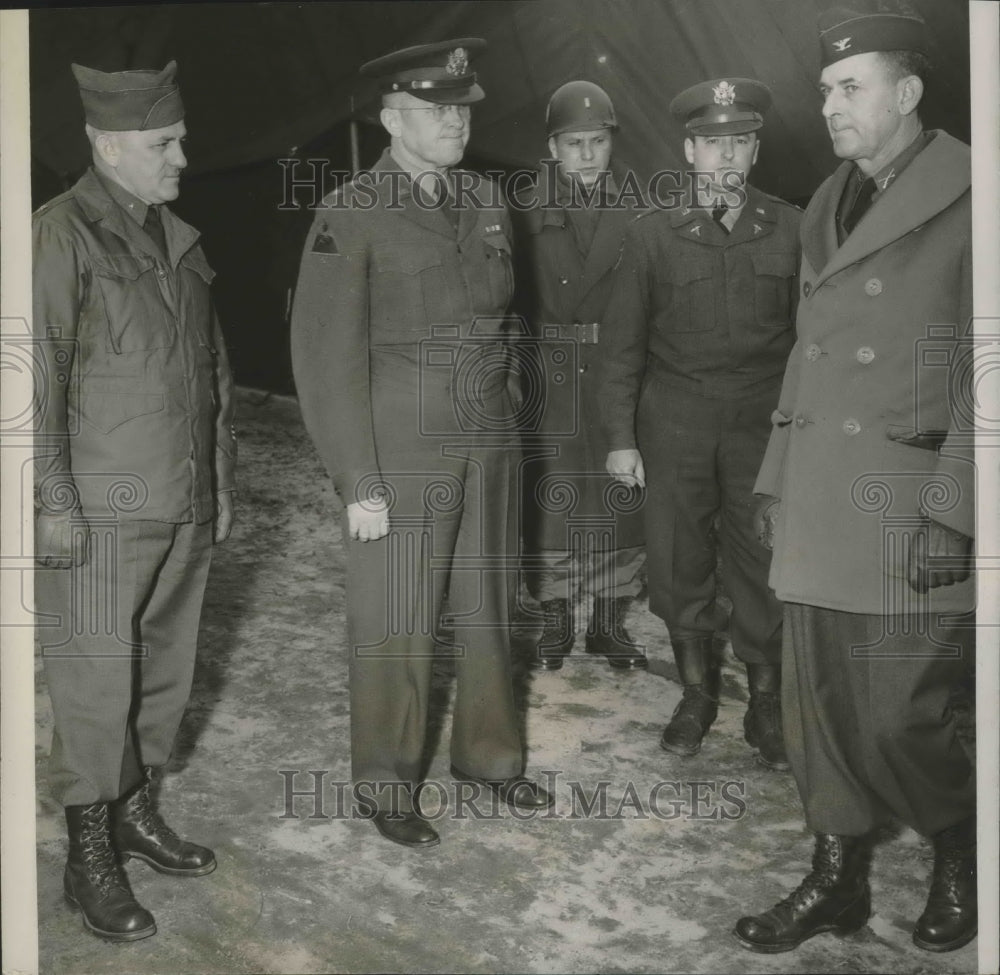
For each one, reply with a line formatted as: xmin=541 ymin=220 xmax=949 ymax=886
xmin=349 ymin=95 xmax=360 ymax=176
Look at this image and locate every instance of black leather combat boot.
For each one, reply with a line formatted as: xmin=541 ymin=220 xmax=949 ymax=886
xmin=111 ymin=767 xmax=216 ymax=876
xmin=743 ymin=663 xmax=790 ymax=771
xmin=584 ymin=597 xmax=648 ymax=670
xmin=535 ymin=598 xmax=574 ymax=670
xmin=64 ymin=802 xmax=156 ymax=942
xmin=913 ymin=816 xmax=977 ymax=952
xmin=659 ymin=637 xmax=719 ymax=755
xmin=734 ymin=833 xmax=872 ymax=952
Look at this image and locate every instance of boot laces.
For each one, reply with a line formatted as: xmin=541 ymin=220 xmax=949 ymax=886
xmin=79 ymin=805 xmax=129 ymax=895
xmin=127 ymin=780 xmax=180 ymax=842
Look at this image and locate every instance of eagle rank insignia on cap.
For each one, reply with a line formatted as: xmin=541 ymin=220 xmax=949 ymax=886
xmin=446 ymin=47 xmax=469 ymax=76
xmin=712 ymin=81 xmax=737 ymax=106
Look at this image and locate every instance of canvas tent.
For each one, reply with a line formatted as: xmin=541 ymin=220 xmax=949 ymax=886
xmin=28 ymin=0 xmax=971 ymax=390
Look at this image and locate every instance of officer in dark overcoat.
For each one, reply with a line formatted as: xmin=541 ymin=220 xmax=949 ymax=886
xmin=291 ymin=39 xmax=552 ymax=850
xmin=736 ymin=5 xmax=977 ymax=954
xmin=512 ymin=81 xmax=647 ymax=671
xmin=601 ymin=79 xmax=801 ymax=768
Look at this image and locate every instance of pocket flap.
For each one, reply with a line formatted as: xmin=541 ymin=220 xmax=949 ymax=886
xmin=751 ymin=252 xmax=797 ymax=278
xmin=181 ymin=250 xmax=217 ymax=285
xmin=79 ymin=390 xmax=165 ymax=434
xmin=93 ymin=254 xmax=155 ymax=281
xmin=372 ymin=244 xmax=443 ymax=275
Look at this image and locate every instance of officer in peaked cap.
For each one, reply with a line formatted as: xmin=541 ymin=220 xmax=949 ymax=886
xmin=33 ymin=61 xmax=235 ymax=941
xmin=735 ymin=2 xmax=977 ymax=955
xmin=292 ymin=37 xmax=553 ymax=851
xmin=511 ymin=79 xmax=649 ymax=674
xmin=669 ymin=77 xmax=771 ymax=137
xmin=360 ymin=36 xmax=486 ymax=103
xmin=601 ymin=76 xmax=801 ymax=770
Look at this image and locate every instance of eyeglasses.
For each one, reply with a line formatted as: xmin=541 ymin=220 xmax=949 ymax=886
xmin=394 ymin=103 xmax=471 ymax=122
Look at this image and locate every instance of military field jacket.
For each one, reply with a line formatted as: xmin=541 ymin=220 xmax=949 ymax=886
xmin=32 ymin=168 xmax=236 ymax=524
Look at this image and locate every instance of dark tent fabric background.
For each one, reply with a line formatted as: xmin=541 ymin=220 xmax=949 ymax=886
xmin=29 ymin=0 xmax=971 ymax=393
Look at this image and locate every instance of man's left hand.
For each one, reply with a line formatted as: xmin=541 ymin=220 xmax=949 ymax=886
xmin=907 ymin=518 xmax=973 ymax=594
xmin=214 ymin=491 xmax=235 ymax=543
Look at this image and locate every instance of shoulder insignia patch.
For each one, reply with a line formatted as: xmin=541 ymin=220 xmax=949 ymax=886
xmin=311 ymin=223 xmax=339 ymax=255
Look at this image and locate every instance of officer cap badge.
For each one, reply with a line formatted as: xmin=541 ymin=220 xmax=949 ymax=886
xmin=712 ymin=81 xmax=737 ymax=106
xmin=446 ymin=47 xmax=468 ymax=77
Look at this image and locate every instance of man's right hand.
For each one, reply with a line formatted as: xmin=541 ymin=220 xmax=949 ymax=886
xmin=754 ymin=496 xmax=780 ymax=550
xmin=347 ymin=498 xmax=389 ymax=542
xmin=605 ymin=449 xmax=646 ymax=490
xmin=35 ymin=510 xmax=89 ymax=568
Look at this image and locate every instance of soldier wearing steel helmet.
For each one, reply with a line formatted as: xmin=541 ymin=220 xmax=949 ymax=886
xmin=512 ymin=80 xmax=649 ymax=672
xmin=601 ymin=77 xmax=801 ymax=769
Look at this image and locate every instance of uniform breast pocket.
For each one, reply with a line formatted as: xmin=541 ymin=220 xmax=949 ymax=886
xmin=180 ymin=249 xmax=217 ymax=331
xmin=482 ymin=232 xmax=513 ymax=310
xmin=664 ymin=258 xmax=715 ymax=333
xmin=751 ymin=252 xmax=797 ymax=327
xmin=370 ymin=243 xmax=445 ymax=336
xmin=93 ymin=254 xmax=174 ymax=353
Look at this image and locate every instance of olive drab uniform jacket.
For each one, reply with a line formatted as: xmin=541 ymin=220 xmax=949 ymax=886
xmin=754 ymin=131 xmax=975 ymax=615
xmin=32 ymin=168 xmax=236 ymax=523
xmin=291 ymin=148 xmax=519 ymax=503
xmin=511 ymin=173 xmax=647 ymax=552
xmin=601 ymin=184 xmax=802 ymax=447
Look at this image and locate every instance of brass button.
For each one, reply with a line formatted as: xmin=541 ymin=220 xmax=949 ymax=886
xmin=803 ymin=281 xmax=812 ymax=297
xmin=579 ymin=364 xmax=588 ymax=374
xmin=864 ymin=278 xmax=883 ymax=296
xmin=794 ymin=414 xmax=808 ymax=429
xmin=805 ymin=344 xmax=822 ymax=362
xmin=843 ymin=418 xmax=861 ymax=436
xmin=856 ymin=346 xmax=875 ymax=364
xmin=560 ymin=277 xmax=569 ymax=285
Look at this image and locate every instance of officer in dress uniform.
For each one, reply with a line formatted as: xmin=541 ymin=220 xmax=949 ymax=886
xmin=33 ymin=61 xmax=235 ymax=942
xmin=291 ymin=39 xmax=552 ymax=850
xmin=512 ymin=81 xmax=648 ymax=671
xmin=601 ymin=78 xmax=801 ymax=769
xmin=735 ymin=4 xmax=977 ymax=953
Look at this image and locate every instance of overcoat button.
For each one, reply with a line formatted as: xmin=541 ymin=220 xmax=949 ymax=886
xmin=579 ymin=365 xmax=588 ymax=374
xmin=794 ymin=415 xmax=808 ymax=428
xmin=856 ymin=346 xmax=875 ymax=364
xmin=843 ymin=418 xmax=861 ymax=435
xmin=864 ymin=277 xmax=883 ymax=296
xmin=803 ymin=282 xmax=812 ymax=297
xmin=805 ymin=344 xmax=822 ymax=362
xmin=560 ymin=277 xmax=569 ymax=285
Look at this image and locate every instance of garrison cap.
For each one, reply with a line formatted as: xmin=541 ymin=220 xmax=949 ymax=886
xmin=360 ymin=38 xmax=486 ymax=105
xmin=71 ymin=61 xmax=184 ymax=131
xmin=670 ymin=78 xmax=772 ymax=136
xmin=818 ymin=4 xmax=929 ymax=68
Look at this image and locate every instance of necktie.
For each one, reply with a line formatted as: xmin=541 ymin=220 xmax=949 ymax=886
xmin=144 ymin=205 xmax=168 ymax=258
xmin=842 ymin=177 xmax=876 ymax=236
xmin=712 ymin=204 xmax=730 ymax=234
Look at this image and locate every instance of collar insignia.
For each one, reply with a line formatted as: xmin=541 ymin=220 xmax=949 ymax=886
xmin=755 ymin=207 xmax=765 ymax=215
xmin=713 ymin=81 xmax=737 ymax=106
xmin=446 ymin=47 xmax=468 ymax=76
xmin=753 ymin=223 xmax=763 ymax=235
xmin=879 ymin=169 xmax=896 ymax=190
xmin=690 ymin=224 xmax=701 ymax=236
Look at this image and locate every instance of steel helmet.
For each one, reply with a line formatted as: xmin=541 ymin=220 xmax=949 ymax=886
xmin=546 ymin=80 xmax=618 ymax=137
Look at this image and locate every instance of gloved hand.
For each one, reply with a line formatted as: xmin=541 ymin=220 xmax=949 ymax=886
xmin=754 ymin=496 xmax=780 ymax=550
xmin=35 ymin=509 xmax=89 ymax=568
xmin=907 ymin=517 xmax=973 ymax=594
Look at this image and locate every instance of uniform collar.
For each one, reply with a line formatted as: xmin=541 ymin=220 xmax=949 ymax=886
xmin=670 ymin=184 xmax=776 ymax=235
xmin=92 ymin=166 xmax=151 ymax=227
